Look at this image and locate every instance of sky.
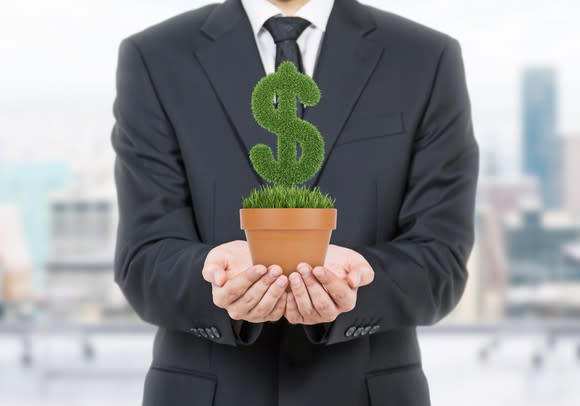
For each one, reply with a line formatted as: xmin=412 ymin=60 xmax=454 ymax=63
xmin=1 ymin=0 xmax=579 ymax=176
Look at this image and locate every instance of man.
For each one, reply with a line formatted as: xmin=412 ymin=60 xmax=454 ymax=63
xmin=111 ymin=0 xmax=479 ymax=405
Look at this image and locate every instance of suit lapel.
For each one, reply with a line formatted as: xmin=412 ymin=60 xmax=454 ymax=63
xmin=195 ymin=0 xmax=269 ymax=186
xmin=301 ymin=0 xmax=384 ymax=188
xmin=195 ymin=0 xmax=384 ymax=189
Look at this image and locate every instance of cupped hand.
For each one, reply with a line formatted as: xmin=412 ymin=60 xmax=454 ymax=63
xmin=284 ymin=244 xmax=374 ymax=325
xmin=202 ymin=240 xmax=288 ymax=323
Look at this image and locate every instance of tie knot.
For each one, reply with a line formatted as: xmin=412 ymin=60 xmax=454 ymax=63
xmin=263 ymin=16 xmax=311 ymax=43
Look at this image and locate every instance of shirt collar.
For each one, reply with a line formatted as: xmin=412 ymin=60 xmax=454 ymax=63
xmin=241 ymin=0 xmax=335 ymax=36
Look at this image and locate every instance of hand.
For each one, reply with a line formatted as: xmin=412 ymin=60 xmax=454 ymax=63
xmin=284 ymin=244 xmax=374 ymax=325
xmin=323 ymin=244 xmax=375 ymax=287
xmin=202 ymin=240 xmax=288 ymax=323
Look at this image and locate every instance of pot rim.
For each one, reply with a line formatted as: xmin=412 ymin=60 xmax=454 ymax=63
xmin=240 ymin=208 xmax=337 ymax=230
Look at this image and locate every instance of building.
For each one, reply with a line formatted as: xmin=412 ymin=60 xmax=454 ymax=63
xmin=0 ymin=161 xmax=72 ymax=281
xmin=449 ymin=206 xmax=507 ymax=322
xmin=0 ymin=205 xmax=33 ymax=318
xmin=456 ymin=176 xmax=540 ymax=321
xmin=563 ymin=241 xmax=580 ymax=281
xmin=49 ymin=184 xmax=117 ymax=257
xmin=521 ymin=68 xmax=560 ymax=208
xmin=503 ymin=202 xmax=580 ymax=286
xmin=478 ymin=176 xmax=539 ymax=213
xmin=45 ymin=182 xmax=130 ymax=321
xmin=562 ymin=134 xmax=580 ymax=215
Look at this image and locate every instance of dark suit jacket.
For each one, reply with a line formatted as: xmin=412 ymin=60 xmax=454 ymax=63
xmin=111 ymin=0 xmax=479 ymax=405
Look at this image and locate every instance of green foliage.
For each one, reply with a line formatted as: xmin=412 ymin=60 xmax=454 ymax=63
xmin=242 ymin=184 xmax=335 ymax=209
xmin=242 ymin=61 xmax=336 ymax=209
xmin=249 ymin=61 xmax=324 ymax=187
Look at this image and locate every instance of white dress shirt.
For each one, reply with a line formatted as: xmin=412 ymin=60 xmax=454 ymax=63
xmin=240 ymin=0 xmax=335 ymax=78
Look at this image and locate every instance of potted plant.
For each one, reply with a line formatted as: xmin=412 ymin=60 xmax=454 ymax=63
xmin=240 ymin=61 xmax=337 ymax=277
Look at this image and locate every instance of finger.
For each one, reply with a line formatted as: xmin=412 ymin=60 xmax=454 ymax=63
xmin=312 ymin=266 xmax=356 ymax=313
xmin=269 ymin=291 xmax=287 ymax=322
xmin=231 ymin=265 xmax=282 ymax=313
xmin=289 ymin=272 xmax=318 ymax=322
xmin=229 ymin=265 xmax=283 ymax=316
xmin=360 ymin=265 xmax=375 ymax=286
xmin=213 ymin=268 xmax=227 ymax=287
xmin=212 ymin=264 xmax=267 ymax=309
xmin=202 ymin=263 xmax=223 ymax=285
xmin=346 ymin=267 xmax=362 ymax=289
xmin=347 ymin=262 xmax=374 ymax=288
xmin=284 ymin=292 xmax=303 ymax=324
xmin=297 ymin=264 xmax=337 ymax=320
xmin=247 ymin=274 xmax=288 ymax=321
xmin=324 ymin=262 xmax=348 ymax=279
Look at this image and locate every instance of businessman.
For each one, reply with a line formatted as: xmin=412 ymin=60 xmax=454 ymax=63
xmin=111 ymin=0 xmax=479 ymax=405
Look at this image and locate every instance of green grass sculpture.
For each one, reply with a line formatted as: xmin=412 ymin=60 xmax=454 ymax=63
xmin=242 ymin=61 xmax=335 ymax=209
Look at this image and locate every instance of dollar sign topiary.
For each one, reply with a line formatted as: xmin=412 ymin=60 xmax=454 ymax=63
xmin=249 ymin=61 xmax=324 ymax=187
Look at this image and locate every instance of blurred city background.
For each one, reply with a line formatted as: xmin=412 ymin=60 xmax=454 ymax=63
xmin=1 ymin=0 xmax=579 ymax=405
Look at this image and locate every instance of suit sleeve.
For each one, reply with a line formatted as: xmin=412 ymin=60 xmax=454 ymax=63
xmin=111 ymin=37 xmax=260 ymax=346
xmin=304 ymin=38 xmax=479 ymax=345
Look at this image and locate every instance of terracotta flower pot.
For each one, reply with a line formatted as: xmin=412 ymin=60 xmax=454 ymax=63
xmin=240 ymin=208 xmax=337 ymax=276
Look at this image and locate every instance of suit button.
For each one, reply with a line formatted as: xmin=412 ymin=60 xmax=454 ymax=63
xmin=345 ymin=326 xmax=356 ymax=337
xmin=211 ymin=326 xmax=221 ymax=339
xmin=199 ymin=328 xmax=209 ymax=338
xmin=353 ymin=327 xmax=364 ymax=337
xmin=206 ymin=327 xmax=215 ymax=339
xmin=362 ymin=326 xmax=372 ymax=336
xmin=189 ymin=328 xmax=202 ymax=338
xmin=370 ymin=325 xmax=380 ymax=334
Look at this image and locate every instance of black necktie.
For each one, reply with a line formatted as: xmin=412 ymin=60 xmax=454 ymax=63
xmin=263 ymin=16 xmax=311 ymax=118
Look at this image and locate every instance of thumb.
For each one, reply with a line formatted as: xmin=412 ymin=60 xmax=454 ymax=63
xmin=346 ymin=267 xmax=361 ymax=289
xmin=347 ymin=262 xmax=374 ymax=288
xmin=213 ymin=267 xmax=227 ymax=287
xmin=202 ymin=263 xmax=226 ymax=286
